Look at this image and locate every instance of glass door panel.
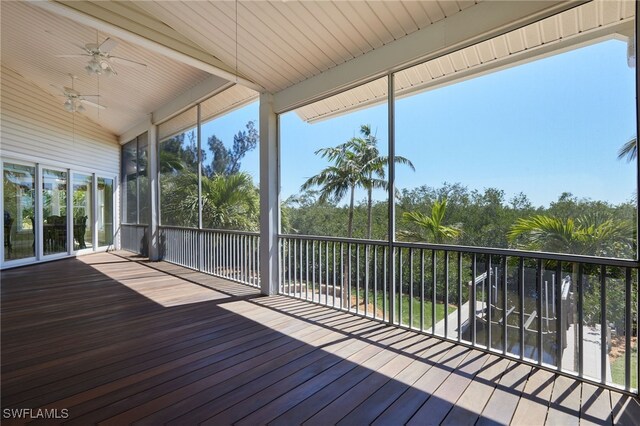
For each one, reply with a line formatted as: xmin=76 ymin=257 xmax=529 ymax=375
xmin=3 ymin=163 xmax=36 ymax=261
xmin=42 ymin=169 xmax=68 ymax=256
xmin=97 ymin=177 xmax=113 ymax=246
xmin=73 ymin=174 xmax=93 ymax=250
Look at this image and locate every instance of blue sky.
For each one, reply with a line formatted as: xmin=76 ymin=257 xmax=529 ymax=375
xmin=204 ymin=38 xmax=636 ymax=208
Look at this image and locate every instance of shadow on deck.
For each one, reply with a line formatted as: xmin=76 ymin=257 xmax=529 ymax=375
xmin=1 ymin=252 xmax=638 ymax=425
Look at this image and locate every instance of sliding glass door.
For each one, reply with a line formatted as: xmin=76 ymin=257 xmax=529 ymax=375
xmin=97 ymin=177 xmax=113 ymax=247
xmin=3 ymin=163 xmax=36 ymax=262
xmin=42 ymin=168 xmax=68 ymax=256
xmin=73 ymin=174 xmax=93 ymax=250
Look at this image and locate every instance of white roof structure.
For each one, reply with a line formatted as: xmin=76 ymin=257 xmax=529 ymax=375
xmin=1 ymin=0 xmax=634 ymax=136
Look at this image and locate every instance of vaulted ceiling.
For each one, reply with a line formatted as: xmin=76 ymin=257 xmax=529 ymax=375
xmin=133 ymin=0 xmax=480 ymax=93
xmin=0 ymin=1 xmax=218 ymax=136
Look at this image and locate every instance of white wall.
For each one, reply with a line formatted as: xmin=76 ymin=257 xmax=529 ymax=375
xmin=0 ymin=65 xmax=121 ymax=261
xmin=0 ymin=66 xmax=119 ymax=172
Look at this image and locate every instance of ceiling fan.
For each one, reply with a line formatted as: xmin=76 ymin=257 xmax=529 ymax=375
xmin=56 ymin=37 xmax=147 ymax=76
xmin=51 ymin=75 xmax=106 ymax=113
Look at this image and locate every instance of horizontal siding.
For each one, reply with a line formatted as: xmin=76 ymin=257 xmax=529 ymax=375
xmin=0 ymin=66 xmax=119 ymax=175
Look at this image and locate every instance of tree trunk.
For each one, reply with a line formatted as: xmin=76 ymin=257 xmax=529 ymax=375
xmin=343 ymin=185 xmax=356 ymax=309
xmin=347 ymin=186 xmax=355 ymax=238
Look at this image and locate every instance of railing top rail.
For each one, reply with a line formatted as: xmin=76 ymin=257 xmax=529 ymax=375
xmin=160 ymin=225 xmax=259 ymax=236
xmin=279 ymin=233 xmax=638 ymax=268
xmin=121 ymin=223 xmax=148 ymax=227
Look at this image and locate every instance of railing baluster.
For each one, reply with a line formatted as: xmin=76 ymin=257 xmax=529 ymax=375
xmin=503 ymin=256 xmax=508 ymax=355
xmin=311 ymin=240 xmax=316 ymax=302
xmin=421 ymin=248 xmax=425 ymax=332
xmin=374 ymin=245 xmax=378 ymax=320
xmin=432 ymin=250 xmax=437 ymax=335
xmin=383 ymin=247 xmax=387 ymax=322
xmin=537 ymin=258 xmax=543 ymax=365
xmin=333 ymin=242 xmax=337 ymax=308
xmin=625 ymin=267 xmax=631 ymax=390
xmin=445 ymin=251 xmax=449 ymax=338
xmin=399 ymin=248 xmax=403 ymax=326
xmin=305 ymin=240 xmax=309 ymax=301
xmin=365 ymin=244 xmax=369 ymax=318
xmin=487 ymin=254 xmax=492 ymax=349
xmin=356 ymin=244 xmax=360 ymax=315
xmin=472 ymin=253 xmax=477 ymax=345
xmin=519 ymin=257 xmax=525 ymax=360
xmin=348 ymin=243 xmax=352 ymax=312
xmin=600 ymin=265 xmax=606 ymax=384
xmin=555 ymin=261 xmax=562 ymax=370
xmin=578 ymin=263 xmax=584 ymax=377
xmin=458 ymin=252 xmax=462 ymax=343
xmin=409 ymin=248 xmax=414 ymax=328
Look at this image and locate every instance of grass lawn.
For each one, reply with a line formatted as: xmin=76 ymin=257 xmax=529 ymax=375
xmin=354 ymin=291 xmax=456 ymax=330
xmin=610 ymin=342 xmax=638 ymax=389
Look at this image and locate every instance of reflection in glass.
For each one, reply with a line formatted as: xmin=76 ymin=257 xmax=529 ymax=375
xmin=3 ymin=163 xmax=36 ymax=261
xmin=73 ymin=174 xmax=93 ymax=250
xmin=122 ymin=140 xmax=137 ymax=223
xmin=98 ymin=177 xmax=113 ymax=247
xmin=43 ymin=169 xmax=68 ymax=256
xmin=138 ymin=132 xmax=150 ymax=225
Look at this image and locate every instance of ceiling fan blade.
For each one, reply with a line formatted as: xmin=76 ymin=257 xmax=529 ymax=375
xmin=99 ymin=37 xmax=118 ymax=52
xmin=80 ymin=99 xmax=107 ymax=110
xmin=55 ymin=54 xmax=90 ymax=58
xmin=110 ymin=56 xmax=147 ymax=70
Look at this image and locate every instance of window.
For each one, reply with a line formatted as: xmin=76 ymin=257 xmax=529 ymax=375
xmin=121 ymin=132 xmax=149 ymax=225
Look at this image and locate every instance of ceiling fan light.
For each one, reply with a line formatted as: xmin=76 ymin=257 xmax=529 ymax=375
xmin=76 ymin=103 xmax=85 ymax=113
xmin=63 ymin=99 xmax=74 ymax=112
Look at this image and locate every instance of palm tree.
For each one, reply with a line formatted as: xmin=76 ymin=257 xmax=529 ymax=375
xmin=201 ymin=173 xmax=259 ymax=230
xmin=161 ymin=171 xmax=258 ymax=230
xmin=304 ymin=125 xmax=414 ymax=239
xmin=355 ymin=125 xmax=414 ymax=239
xmin=617 ymin=137 xmax=637 ymax=162
xmin=400 ymin=198 xmax=461 ymax=244
xmin=300 ymin=145 xmax=365 ymax=238
xmin=507 ymin=213 xmax=633 ymax=258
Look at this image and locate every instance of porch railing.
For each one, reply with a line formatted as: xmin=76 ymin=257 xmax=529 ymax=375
xmin=279 ymin=234 xmax=639 ymax=395
xmin=160 ymin=226 xmax=260 ymax=288
xmin=120 ymin=224 xmax=147 ymax=255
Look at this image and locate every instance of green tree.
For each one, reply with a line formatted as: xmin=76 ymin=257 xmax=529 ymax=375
xmin=507 ymin=213 xmax=633 ymax=258
xmin=618 ymin=137 xmax=637 ymax=162
xmin=301 ymin=125 xmax=413 ymax=239
xmin=400 ymin=198 xmax=461 ymax=244
xmin=355 ymin=124 xmax=414 ymax=239
xmin=205 ymin=121 xmax=258 ymax=177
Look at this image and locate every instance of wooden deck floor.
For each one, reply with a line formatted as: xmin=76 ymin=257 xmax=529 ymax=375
xmin=2 ymin=252 xmax=638 ymax=425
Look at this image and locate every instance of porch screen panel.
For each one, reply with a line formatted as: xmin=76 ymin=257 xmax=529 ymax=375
xmin=3 ymin=163 xmax=36 ymax=261
xmin=159 ymin=107 xmax=198 ymax=227
xmin=200 ymin=92 xmax=259 ymax=231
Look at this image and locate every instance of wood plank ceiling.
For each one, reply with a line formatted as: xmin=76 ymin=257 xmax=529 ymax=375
xmin=134 ymin=1 xmax=480 ymax=94
xmin=0 ymin=1 xmax=219 ymax=136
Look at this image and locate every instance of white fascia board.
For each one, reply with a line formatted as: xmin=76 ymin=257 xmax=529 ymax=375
xmin=273 ymin=0 xmax=587 ymax=114
xmin=31 ymin=0 xmax=263 ymax=92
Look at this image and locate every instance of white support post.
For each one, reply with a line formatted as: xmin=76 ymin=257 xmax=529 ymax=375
xmin=148 ymin=121 xmax=160 ymax=261
xmin=259 ymin=92 xmax=279 ymax=296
